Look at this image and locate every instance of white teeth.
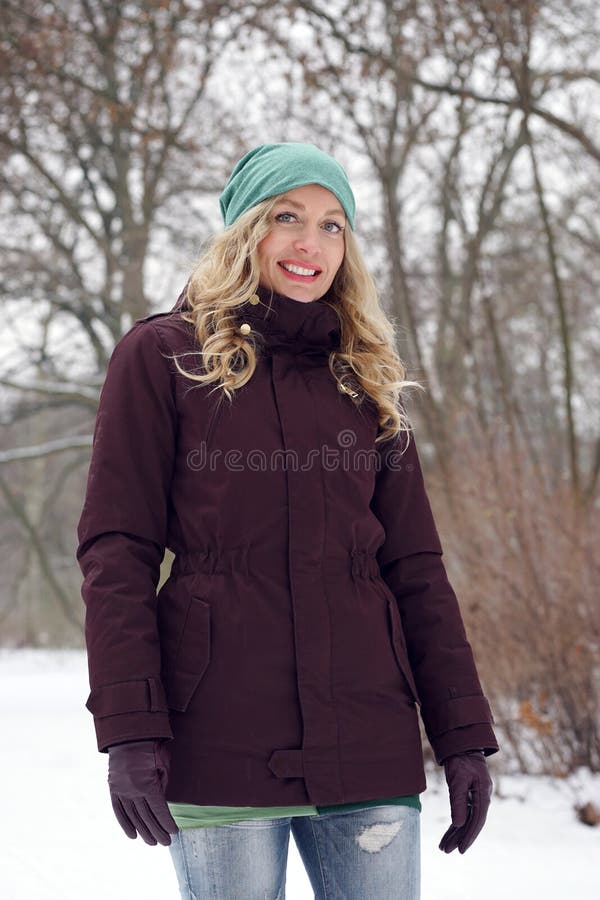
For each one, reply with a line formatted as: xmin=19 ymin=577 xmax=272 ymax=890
xmin=281 ymin=262 xmax=318 ymax=276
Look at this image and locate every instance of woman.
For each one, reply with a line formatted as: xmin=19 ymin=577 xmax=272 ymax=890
xmin=77 ymin=142 xmax=499 ymax=900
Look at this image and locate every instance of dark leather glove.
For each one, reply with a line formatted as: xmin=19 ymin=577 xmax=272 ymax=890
xmin=107 ymin=739 xmax=179 ymax=846
xmin=439 ymin=749 xmax=493 ymax=854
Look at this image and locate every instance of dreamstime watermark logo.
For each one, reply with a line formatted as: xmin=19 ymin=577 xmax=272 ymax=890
xmin=186 ymin=428 xmax=415 ymax=474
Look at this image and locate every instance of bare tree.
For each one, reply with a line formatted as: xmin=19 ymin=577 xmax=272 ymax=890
xmin=0 ymin=0 xmax=258 ymax=639
xmin=1 ymin=0 xmax=598 ymax=773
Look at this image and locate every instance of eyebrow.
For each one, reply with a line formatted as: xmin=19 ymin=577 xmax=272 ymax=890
xmin=274 ymin=197 xmax=345 ymax=218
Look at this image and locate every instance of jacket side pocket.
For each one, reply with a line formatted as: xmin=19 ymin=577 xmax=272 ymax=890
xmin=377 ymin=580 xmax=421 ymax=705
xmin=163 ymin=595 xmax=211 ymax=712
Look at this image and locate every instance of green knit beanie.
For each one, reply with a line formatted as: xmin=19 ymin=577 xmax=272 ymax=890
xmin=219 ymin=142 xmax=356 ymax=231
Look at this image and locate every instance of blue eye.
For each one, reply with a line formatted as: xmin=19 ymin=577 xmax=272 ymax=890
xmin=275 ymin=212 xmax=344 ymax=233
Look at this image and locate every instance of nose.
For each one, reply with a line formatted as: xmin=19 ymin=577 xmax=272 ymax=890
xmin=292 ymin=224 xmax=322 ymax=256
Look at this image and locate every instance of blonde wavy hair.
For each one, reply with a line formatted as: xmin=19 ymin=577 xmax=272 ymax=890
xmin=171 ymin=194 xmax=425 ymax=444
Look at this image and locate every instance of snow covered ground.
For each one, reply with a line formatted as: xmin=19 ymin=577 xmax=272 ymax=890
xmin=1 ymin=649 xmax=598 ymax=899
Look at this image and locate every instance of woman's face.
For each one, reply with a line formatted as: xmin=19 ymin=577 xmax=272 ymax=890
xmin=256 ymin=183 xmax=347 ymax=302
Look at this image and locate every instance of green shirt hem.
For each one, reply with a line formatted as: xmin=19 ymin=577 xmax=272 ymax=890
xmin=168 ymin=794 xmax=421 ymax=829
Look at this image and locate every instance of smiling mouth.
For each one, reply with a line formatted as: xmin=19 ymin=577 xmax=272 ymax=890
xmin=278 ymin=261 xmax=321 ymax=280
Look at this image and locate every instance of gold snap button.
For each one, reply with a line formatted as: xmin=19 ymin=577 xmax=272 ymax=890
xmin=240 ymin=322 xmax=252 ymax=335
xmin=248 ymin=293 xmax=260 ymax=305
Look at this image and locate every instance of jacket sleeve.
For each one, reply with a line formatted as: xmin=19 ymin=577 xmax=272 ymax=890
xmin=76 ymin=321 xmax=176 ymax=752
xmin=371 ymin=427 xmax=500 ymax=765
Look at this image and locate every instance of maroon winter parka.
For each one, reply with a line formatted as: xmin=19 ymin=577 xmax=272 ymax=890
xmin=76 ymin=282 xmax=499 ymax=807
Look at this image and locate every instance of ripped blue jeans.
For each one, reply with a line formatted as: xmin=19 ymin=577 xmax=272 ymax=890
xmin=168 ymin=803 xmax=420 ymax=899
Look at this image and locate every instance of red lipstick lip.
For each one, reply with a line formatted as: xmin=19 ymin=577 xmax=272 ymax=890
xmin=279 ymin=259 xmax=322 ymax=273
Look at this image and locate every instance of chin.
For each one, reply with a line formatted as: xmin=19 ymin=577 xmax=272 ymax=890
xmin=274 ymin=277 xmax=327 ymax=302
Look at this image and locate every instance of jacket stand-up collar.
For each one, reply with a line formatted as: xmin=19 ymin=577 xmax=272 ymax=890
xmin=235 ymin=283 xmax=341 ymax=355
xmin=170 ymin=281 xmax=341 ymax=354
